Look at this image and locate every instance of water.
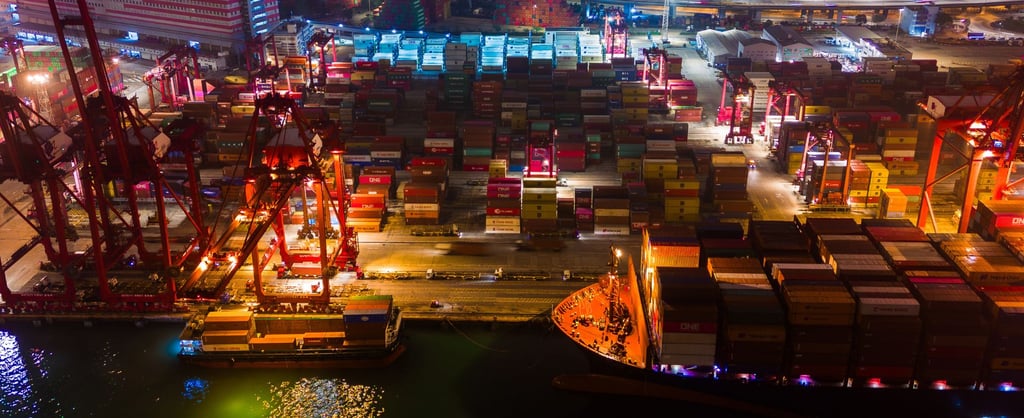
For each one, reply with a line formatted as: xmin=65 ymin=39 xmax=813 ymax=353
xmin=0 ymin=320 xmax=625 ymax=418
xmin=3 ymin=321 xmax=1023 ymax=418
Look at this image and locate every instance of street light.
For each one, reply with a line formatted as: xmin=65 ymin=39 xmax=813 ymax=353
xmin=26 ymin=73 xmax=51 ymax=123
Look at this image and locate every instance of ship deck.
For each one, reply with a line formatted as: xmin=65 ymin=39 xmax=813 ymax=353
xmin=552 ymin=277 xmax=646 ymax=369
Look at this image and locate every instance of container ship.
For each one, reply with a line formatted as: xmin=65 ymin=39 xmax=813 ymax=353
xmin=552 ymin=217 xmax=1024 ymax=415
xmin=178 ymin=295 xmax=404 ymax=368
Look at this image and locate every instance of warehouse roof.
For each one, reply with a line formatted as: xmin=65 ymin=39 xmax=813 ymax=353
xmin=763 ymin=25 xmax=811 ymax=47
xmin=697 ymin=29 xmax=753 ymax=58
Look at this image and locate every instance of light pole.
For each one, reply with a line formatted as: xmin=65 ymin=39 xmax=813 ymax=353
xmin=26 ymin=73 xmax=51 ymax=123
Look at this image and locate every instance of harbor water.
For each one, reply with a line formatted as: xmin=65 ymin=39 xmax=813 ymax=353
xmin=3 ymin=320 xmax=1023 ymax=418
xmin=0 ymin=320 xmax=681 ymax=418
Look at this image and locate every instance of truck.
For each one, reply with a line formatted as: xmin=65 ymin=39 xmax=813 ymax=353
xmin=515 ymin=236 xmax=566 ymax=252
xmin=410 ymin=224 xmax=461 ymax=237
xmin=435 ymin=241 xmax=492 ymax=256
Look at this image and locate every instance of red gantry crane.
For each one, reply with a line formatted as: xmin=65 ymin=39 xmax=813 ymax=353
xmin=917 ymin=66 xmax=1024 ymax=233
xmin=0 ymin=0 xmax=207 ymax=313
xmin=181 ymin=93 xmax=358 ymax=306
xmin=717 ymin=72 xmax=755 ymax=145
xmin=143 ymin=45 xmax=202 ymax=111
xmin=306 ymin=31 xmax=336 ymax=92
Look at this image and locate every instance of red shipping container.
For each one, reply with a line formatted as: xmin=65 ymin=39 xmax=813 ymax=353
xmin=487 ymin=207 xmax=521 ymax=216
xmin=358 ymin=174 xmax=392 ymax=185
xmin=425 ymin=147 xmax=455 ymax=155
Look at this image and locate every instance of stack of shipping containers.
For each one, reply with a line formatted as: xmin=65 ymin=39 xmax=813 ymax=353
xmin=772 ymin=263 xmax=856 ymax=385
xmin=708 ymin=257 xmax=786 ymax=381
xmin=351 ymin=166 xmax=394 ymax=231
xmin=486 ymin=177 xmax=522 ymax=233
xmin=706 ymin=153 xmax=751 ymax=224
xmin=879 ymin=123 xmax=918 ymax=176
xmin=656 ymin=266 xmax=720 ymax=376
xmin=472 ymin=79 xmax=502 ymax=119
xmin=460 ymin=120 xmax=496 ymax=171
xmin=575 ymin=186 xmax=593 ymax=234
xmin=593 ymin=185 xmax=630 ymax=235
xmin=521 ymin=177 xmax=558 ymax=234
xmin=343 ymin=295 xmax=393 ymax=342
xmin=421 ymin=38 xmax=446 ymax=71
xmin=905 ymin=269 xmax=990 ymax=388
xmin=424 ymin=111 xmax=457 ymax=167
xmin=404 ymin=157 xmax=448 ymax=225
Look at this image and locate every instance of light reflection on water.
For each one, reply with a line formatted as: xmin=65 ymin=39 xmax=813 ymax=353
xmin=0 ymin=330 xmax=33 ymax=416
xmin=259 ymin=378 xmax=384 ymax=418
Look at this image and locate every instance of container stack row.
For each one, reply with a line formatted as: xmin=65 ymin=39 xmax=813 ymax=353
xmin=485 ymin=177 xmax=522 ymax=234
xmin=708 ymin=257 xmax=786 ymax=380
xmin=521 ymin=177 xmax=558 ymax=234
xmin=657 ymin=266 xmax=719 ymax=375
xmin=404 ymin=157 xmax=449 ymax=225
xmin=593 ymin=185 xmax=630 ymax=235
xmin=461 ymin=120 xmax=496 ymax=171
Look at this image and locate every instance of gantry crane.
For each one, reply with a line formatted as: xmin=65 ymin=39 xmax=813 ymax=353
xmin=642 ymin=47 xmax=670 ymax=86
xmin=0 ymin=92 xmax=80 ymax=312
xmin=660 ymin=0 xmax=672 ymax=43
xmin=143 ymin=45 xmax=202 ymax=111
xmin=246 ymin=34 xmax=282 ymax=96
xmin=181 ymin=93 xmax=357 ymax=306
xmin=0 ymin=0 xmax=207 ymax=312
xmin=604 ymin=10 xmax=628 ymax=59
xmin=306 ymin=31 xmax=336 ymax=92
xmin=917 ymin=66 xmax=1024 ymax=233
xmin=717 ymin=72 xmax=755 ymax=145
xmin=0 ymin=37 xmax=27 ymax=74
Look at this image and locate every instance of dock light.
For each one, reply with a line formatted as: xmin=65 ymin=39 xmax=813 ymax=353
xmin=392 ymin=29 xmax=397 ymax=33
xmin=797 ymin=375 xmax=813 ymax=386
xmin=338 ymin=24 xmax=344 ymax=28
xmin=999 ymin=382 xmax=1017 ymax=391
xmin=614 ymin=248 xmax=622 ymax=258
xmin=419 ymin=30 xmax=424 ymax=35
xmin=867 ymin=378 xmax=883 ymax=388
xmin=228 ymin=254 xmax=238 ymax=265
xmin=932 ymin=380 xmax=948 ymax=390
xmin=365 ymin=27 xmax=370 ymax=31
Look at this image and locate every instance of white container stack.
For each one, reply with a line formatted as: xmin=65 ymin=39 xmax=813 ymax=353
xmin=507 ymin=36 xmax=530 ymax=58
xmin=744 ymin=72 xmax=774 ymax=113
xmin=530 ymin=43 xmax=554 ymax=63
xmin=373 ymin=36 xmax=398 ymax=64
xmin=352 ymin=33 xmax=378 ymax=62
xmin=482 ymin=35 xmax=506 ymax=72
xmin=397 ymin=38 xmax=423 ymax=69
xmin=422 ymin=38 xmax=446 ymax=71
xmin=553 ymin=31 xmax=579 ymax=70
xmin=444 ymin=42 xmax=467 ymax=71
xmin=579 ymin=33 xmax=603 ymax=63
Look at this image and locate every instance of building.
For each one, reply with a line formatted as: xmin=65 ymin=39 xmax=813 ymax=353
xmin=14 ymin=0 xmax=281 ymax=70
xmin=836 ymin=25 xmax=912 ymax=62
xmin=761 ymin=25 xmax=813 ymax=62
xmin=695 ymin=29 xmax=752 ymax=68
xmin=737 ymin=38 xmax=777 ymax=63
xmin=267 ymin=20 xmax=316 ymax=64
xmin=899 ymin=6 xmax=939 ymax=38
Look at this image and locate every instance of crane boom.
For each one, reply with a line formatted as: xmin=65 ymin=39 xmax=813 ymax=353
xmin=661 ymin=0 xmax=671 ymax=43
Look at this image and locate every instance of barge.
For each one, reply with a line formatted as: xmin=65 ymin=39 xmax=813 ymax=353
xmin=178 ymin=295 xmax=403 ymax=368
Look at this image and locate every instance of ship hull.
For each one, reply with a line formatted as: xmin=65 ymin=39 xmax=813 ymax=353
xmin=178 ymin=343 xmax=405 ymax=369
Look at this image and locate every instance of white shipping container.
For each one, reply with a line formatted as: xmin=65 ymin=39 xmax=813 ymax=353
xmin=593 ymin=225 xmax=631 ymax=235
